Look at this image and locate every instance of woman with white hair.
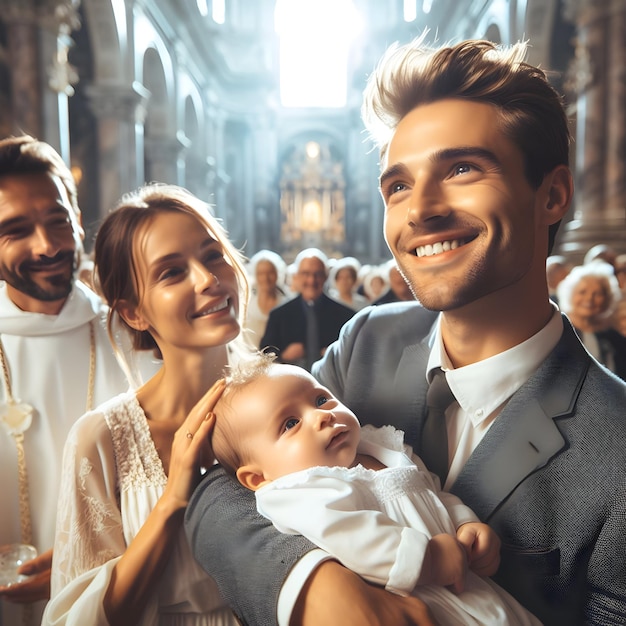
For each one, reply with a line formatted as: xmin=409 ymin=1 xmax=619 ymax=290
xmin=328 ymin=257 xmax=370 ymax=311
xmin=557 ymin=261 xmax=626 ymax=380
xmin=362 ymin=265 xmax=388 ymax=302
xmin=245 ymin=249 xmax=290 ymax=348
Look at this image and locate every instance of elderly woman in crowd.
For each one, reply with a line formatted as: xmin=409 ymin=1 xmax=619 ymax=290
xmin=245 ymin=249 xmax=290 ymax=348
xmin=328 ymin=256 xmax=370 ymax=311
xmin=558 ymin=261 xmax=626 ymax=380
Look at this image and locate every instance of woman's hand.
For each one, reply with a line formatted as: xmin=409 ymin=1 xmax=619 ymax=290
xmin=103 ymin=381 xmax=226 ymax=626
xmin=0 ymin=548 xmax=52 ymax=603
xmin=163 ymin=379 xmax=225 ymax=510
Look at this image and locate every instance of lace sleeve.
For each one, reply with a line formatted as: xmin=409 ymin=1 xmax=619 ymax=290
xmin=50 ymin=409 xmax=125 ymax=596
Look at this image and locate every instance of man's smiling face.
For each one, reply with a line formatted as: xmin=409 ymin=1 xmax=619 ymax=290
xmin=381 ymin=98 xmax=548 ymax=313
xmin=0 ymin=172 xmax=81 ymax=314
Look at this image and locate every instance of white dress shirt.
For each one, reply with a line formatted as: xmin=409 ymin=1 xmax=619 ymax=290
xmin=426 ymin=305 xmax=564 ymax=490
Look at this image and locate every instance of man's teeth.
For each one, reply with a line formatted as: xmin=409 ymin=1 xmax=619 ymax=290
xmin=197 ymin=299 xmax=229 ymax=316
xmin=416 ymin=239 xmax=461 ymax=258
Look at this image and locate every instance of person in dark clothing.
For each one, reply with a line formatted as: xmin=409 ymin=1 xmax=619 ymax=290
xmin=260 ymin=248 xmax=354 ymax=371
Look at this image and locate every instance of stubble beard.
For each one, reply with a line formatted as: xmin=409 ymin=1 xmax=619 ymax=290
xmin=2 ymin=254 xmax=76 ymax=303
xmin=399 ymin=254 xmax=492 ymax=313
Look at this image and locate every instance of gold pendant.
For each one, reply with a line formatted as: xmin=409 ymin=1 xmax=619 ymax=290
xmin=0 ymin=400 xmax=34 ymax=435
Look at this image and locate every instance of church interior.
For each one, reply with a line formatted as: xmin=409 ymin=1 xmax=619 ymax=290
xmin=1 ymin=7 xmax=626 ymax=625
xmin=0 ymin=0 xmax=624 ymax=264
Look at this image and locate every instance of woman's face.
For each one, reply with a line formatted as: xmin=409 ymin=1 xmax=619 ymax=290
xmin=571 ymin=276 xmax=609 ymax=319
xmin=255 ymin=260 xmax=278 ymax=293
xmin=335 ymin=267 xmax=356 ymax=295
xmin=128 ymin=210 xmax=240 ymax=356
xmin=369 ymin=275 xmax=385 ymax=299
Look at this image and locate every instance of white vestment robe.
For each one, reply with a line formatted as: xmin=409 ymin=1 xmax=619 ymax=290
xmin=0 ymin=281 xmax=156 ymax=626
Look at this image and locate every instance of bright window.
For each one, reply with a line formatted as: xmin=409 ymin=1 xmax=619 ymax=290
xmin=197 ymin=0 xmax=208 ymax=17
xmin=212 ymin=0 xmax=225 ymax=24
xmin=404 ymin=0 xmax=417 ymax=22
xmin=275 ymin=0 xmax=362 ymax=108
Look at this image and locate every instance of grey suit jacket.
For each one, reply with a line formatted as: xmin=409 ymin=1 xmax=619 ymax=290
xmin=186 ymin=301 xmax=626 ymax=625
xmin=315 ymin=301 xmax=626 ymax=625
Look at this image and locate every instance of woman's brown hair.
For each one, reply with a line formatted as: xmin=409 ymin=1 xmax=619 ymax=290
xmin=94 ymin=183 xmax=249 ymax=359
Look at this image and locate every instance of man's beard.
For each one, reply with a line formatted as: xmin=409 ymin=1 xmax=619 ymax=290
xmin=2 ymin=252 xmax=76 ymax=302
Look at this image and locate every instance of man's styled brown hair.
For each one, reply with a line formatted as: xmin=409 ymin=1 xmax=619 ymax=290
xmin=362 ymin=36 xmax=572 ymax=252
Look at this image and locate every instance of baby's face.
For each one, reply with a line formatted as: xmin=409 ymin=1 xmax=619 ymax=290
xmin=227 ymin=364 xmax=360 ymax=486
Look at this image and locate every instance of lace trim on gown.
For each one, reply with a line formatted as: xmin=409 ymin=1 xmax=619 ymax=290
xmin=269 ymin=424 xmax=412 ymax=492
xmin=360 ymin=423 xmax=406 ymax=451
xmin=105 ymin=393 xmax=168 ymax=490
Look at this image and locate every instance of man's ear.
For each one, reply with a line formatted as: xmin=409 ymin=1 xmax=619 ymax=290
xmin=236 ymin=464 xmax=270 ymax=491
xmin=541 ymin=164 xmax=573 ymax=226
xmin=117 ymin=300 xmax=150 ymax=332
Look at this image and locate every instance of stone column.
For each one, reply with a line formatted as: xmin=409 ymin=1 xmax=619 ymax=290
xmin=144 ymin=135 xmax=185 ymax=186
xmin=44 ymin=0 xmax=81 ymax=164
xmin=560 ymin=0 xmax=626 ymax=260
xmin=3 ymin=1 xmax=42 ymax=137
xmin=347 ymin=107 xmax=381 ymax=261
xmin=208 ymin=103 xmax=229 ymax=222
xmin=186 ymin=154 xmax=213 ymax=204
xmin=85 ymin=82 xmax=149 ymax=216
xmin=250 ymin=111 xmax=279 ymax=251
xmin=2 ymin=0 xmax=80 ymax=155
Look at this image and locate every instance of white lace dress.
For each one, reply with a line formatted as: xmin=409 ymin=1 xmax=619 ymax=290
xmin=43 ymin=392 xmax=236 ymax=626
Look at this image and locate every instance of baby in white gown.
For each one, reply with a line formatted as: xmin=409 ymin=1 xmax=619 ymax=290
xmin=211 ymin=354 xmax=542 ymax=626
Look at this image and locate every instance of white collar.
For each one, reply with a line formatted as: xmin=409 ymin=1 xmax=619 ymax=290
xmin=426 ymin=305 xmax=563 ymax=424
xmin=0 ymin=281 xmax=104 ymax=337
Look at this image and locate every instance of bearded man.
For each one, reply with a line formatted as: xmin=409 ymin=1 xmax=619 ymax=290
xmin=0 ymin=136 xmax=156 ymax=626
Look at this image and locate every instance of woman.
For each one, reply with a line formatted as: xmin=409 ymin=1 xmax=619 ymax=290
xmin=362 ymin=266 xmax=388 ymax=302
xmin=43 ymin=184 xmax=251 ymax=625
xmin=558 ymin=261 xmax=626 ymax=380
xmin=328 ymin=257 xmax=369 ymax=311
xmin=245 ymin=249 xmax=289 ymax=348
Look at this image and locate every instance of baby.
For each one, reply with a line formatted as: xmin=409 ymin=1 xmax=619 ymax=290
xmin=211 ymin=354 xmax=541 ymax=626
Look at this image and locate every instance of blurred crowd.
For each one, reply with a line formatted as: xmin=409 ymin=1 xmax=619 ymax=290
xmin=239 ymin=242 xmax=626 ymax=382
xmin=241 ymin=249 xmax=415 ymax=349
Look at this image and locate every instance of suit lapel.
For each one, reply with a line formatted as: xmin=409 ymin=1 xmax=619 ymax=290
xmin=450 ymin=318 xmax=589 ymax=521
xmin=450 ymin=395 xmax=566 ymax=520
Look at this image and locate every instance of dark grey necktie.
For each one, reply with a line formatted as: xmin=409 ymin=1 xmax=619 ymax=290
xmin=421 ymin=368 xmax=455 ymax=485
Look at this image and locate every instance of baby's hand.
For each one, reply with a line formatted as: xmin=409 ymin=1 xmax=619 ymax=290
xmin=456 ymin=522 xmax=501 ymax=577
xmin=418 ymin=533 xmax=468 ymax=594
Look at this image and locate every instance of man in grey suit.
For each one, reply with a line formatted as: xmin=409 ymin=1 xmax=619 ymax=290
xmin=186 ymin=37 xmax=626 ymax=626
